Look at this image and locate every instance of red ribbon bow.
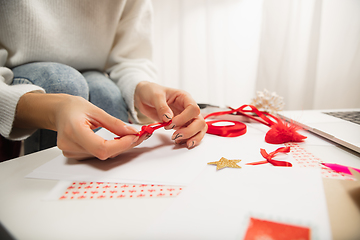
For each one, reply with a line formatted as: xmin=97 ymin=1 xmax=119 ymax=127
xmin=246 ymin=147 xmax=292 ymax=167
xmin=136 ymin=121 xmax=172 ymax=137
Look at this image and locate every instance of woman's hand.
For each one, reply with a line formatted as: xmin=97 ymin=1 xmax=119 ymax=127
xmin=134 ymin=81 xmax=207 ymax=148
xmin=14 ymin=93 xmax=145 ymax=160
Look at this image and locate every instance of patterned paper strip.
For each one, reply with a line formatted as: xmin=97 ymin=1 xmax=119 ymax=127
xmin=285 ymin=143 xmax=355 ymax=180
xmin=59 ymin=182 xmax=183 ymax=200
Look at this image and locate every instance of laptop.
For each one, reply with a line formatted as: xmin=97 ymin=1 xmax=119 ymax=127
xmin=278 ymin=109 xmax=360 ymax=153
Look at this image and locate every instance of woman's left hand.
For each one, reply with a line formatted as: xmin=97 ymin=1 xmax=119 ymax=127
xmin=134 ymin=81 xmax=207 ymax=148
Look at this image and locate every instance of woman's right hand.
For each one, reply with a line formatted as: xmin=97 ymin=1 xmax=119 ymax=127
xmin=14 ymin=93 xmax=144 ymax=160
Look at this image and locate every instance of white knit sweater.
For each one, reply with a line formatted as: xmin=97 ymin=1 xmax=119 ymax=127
xmin=0 ymin=0 xmax=157 ymax=140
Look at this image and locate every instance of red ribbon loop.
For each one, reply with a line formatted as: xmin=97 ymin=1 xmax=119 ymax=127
xmin=260 ymin=147 xmax=292 ymax=167
xmin=247 ymin=147 xmax=292 ymax=167
xmin=206 ymin=120 xmax=247 ymax=137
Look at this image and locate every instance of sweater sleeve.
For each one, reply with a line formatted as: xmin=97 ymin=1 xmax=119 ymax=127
xmin=0 ymin=48 xmax=45 ymax=140
xmin=106 ymin=0 xmax=157 ymax=124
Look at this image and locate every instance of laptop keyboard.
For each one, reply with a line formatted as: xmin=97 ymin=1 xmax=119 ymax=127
xmin=324 ymin=111 xmax=360 ymax=125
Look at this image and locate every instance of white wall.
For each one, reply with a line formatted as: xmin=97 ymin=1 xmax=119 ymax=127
xmin=152 ymin=0 xmax=360 ymax=110
xmin=152 ymin=0 xmax=263 ymax=108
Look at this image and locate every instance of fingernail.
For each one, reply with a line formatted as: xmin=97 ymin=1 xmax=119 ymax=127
xmin=145 ymin=134 xmax=152 ymax=139
xmin=131 ymin=136 xmax=140 ymax=145
xmin=164 ymin=114 xmax=172 ymax=120
xmin=164 ymin=122 xmax=175 ymax=130
xmin=187 ymin=140 xmax=196 ymax=149
xmin=172 ymin=133 xmax=183 ymax=140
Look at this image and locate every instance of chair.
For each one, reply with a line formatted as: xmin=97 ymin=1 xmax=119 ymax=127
xmin=0 ymin=135 xmax=21 ymax=162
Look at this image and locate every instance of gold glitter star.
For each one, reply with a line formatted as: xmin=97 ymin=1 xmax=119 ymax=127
xmin=208 ymin=157 xmax=242 ymax=170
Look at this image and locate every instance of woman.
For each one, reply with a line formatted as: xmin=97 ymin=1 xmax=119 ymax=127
xmin=0 ymin=0 xmax=207 ymax=160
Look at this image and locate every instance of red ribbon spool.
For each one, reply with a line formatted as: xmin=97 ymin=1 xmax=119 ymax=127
xmin=206 ymin=120 xmax=247 ymax=137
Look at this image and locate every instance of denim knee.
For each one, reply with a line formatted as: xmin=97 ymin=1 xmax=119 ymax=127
xmin=83 ymin=71 xmax=129 ymax=121
xmin=12 ymin=62 xmax=89 ymax=100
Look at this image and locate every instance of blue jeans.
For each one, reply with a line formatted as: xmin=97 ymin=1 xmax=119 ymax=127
xmin=11 ymin=62 xmax=129 ymax=154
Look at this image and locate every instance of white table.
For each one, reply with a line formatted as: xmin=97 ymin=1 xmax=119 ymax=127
xmin=1 ymin=141 xmax=360 ymax=239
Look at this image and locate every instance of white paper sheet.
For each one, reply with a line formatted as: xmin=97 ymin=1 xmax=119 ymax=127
xmin=144 ymin=167 xmax=331 ymax=240
xmin=26 ymin=124 xmax=289 ymax=185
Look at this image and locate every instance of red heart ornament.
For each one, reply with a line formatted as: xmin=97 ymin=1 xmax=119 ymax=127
xmin=265 ymin=120 xmax=307 ymax=144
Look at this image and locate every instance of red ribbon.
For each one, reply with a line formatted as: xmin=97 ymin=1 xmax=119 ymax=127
xmin=246 ymin=147 xmax=292 ymax=167
xmin=115 ymin=121 xmax=172 ymax=139
xmin=204 ymin=105 xmax=275 ymax=127
xmin=206 ymin=120 xmax=246 ymax=137
xmin=204 ymin=105 xmax=307 ymax=144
